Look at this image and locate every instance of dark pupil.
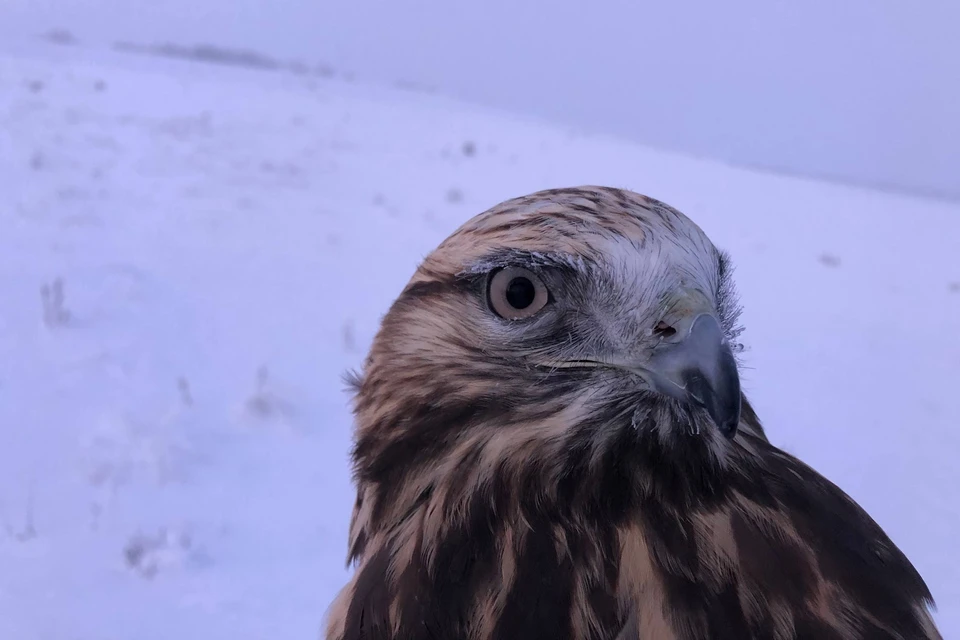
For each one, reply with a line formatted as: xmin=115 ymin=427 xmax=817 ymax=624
xmin=505 ymin=277 xmax=536 ymax=309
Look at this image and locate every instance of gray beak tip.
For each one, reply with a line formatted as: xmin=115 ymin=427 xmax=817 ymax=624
xmin=683 ymin=367 xmax=741 ymax=439
xmin=713 ymin=397 xmax=741 ymax=439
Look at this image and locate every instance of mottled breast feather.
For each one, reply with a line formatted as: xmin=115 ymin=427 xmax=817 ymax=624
xmin=324 ymin=186 xmax=940 ymax=640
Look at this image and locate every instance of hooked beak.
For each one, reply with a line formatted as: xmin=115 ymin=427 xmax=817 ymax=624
xmin=643 ymin=303 xmax=742 ymax=438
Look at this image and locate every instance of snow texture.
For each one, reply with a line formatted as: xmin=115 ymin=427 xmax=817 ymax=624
xmin=1 ymin=40 xmax=958 ymax=640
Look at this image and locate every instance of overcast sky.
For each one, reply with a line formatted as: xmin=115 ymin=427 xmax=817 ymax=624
xmin=5 ymin=0 xmax=958 ymax=200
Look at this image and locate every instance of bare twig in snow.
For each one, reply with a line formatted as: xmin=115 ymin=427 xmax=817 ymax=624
xmin=41 ymin=277 xmax=71 ymax=327
xmin=178 ymin=377 xmax=194 ymax=407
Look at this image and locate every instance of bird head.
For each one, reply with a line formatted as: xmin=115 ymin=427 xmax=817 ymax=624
xmin=347 ymin=187 xmax=754 ymax=531
xmin=450 ymin=212 xmax=745 ymax=440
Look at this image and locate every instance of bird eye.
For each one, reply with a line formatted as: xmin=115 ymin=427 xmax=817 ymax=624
xmin=487 ymin=267 xmax=549 ymax=320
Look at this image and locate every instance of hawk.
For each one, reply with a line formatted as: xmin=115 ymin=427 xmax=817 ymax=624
xmin=325 ymin=186 xmax=940 ymax=640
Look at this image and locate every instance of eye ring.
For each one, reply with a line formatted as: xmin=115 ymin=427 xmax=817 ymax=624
xmin=487 ymin=267 xmax=550 ymax=320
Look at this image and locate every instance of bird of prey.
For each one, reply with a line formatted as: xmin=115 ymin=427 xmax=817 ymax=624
xmin=325 ymin=186 xmax=940 ymax=640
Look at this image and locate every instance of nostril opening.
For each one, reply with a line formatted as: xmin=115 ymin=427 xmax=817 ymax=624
xmin=653 ymin=321 xmax=677 ymax=338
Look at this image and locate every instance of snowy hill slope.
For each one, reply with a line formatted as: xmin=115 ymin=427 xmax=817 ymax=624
xmin=1 ymin=43 xmax=958 ymax=639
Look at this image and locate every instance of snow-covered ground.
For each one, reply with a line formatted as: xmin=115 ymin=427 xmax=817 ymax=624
xmin=1 ymin=41 xmax=958 ymax=639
